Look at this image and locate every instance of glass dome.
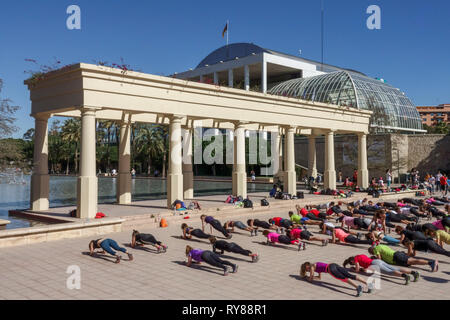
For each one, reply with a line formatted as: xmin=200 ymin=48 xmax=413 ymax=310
xmin=268 ymin=70 xmax=424 ymax=132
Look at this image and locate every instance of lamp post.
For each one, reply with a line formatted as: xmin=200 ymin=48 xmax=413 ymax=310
xmin=392 ymin=148 xmax=400 ymax=184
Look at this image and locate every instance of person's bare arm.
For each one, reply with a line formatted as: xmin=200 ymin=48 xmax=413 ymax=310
xmin=89 ymin=242 xmax=94 ymax=256
xmin=131 ymin=234 xmax=136 ymax=248
xmin=186 ymin=256 xmax=192 ymax=267
xmin=332 ymin=230 xmax=336 ymax=243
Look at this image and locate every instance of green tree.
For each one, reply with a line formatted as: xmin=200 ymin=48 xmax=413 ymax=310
xmin=135 ymin=124 xmax=165 ymax=175
xmin=60 ymin=118 xmax=81 ymax=173
xmin=0 ymin=79 xmax=19 ymax=138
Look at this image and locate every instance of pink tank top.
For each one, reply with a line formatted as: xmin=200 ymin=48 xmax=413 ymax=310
xmin=268 ymin=232 xmax=280 ymax=243
xmin=335 ymin=228 xmax=348 ymax=242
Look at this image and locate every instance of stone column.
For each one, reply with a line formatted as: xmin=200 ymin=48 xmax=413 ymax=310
xmin=284 ymin=126 xmax=297 ymax=195
xmin=30 ymin=115 xmax=50 ymax=211
xmin=357 ymin=132 xmax=369 ymax=188
xmin=261 ymin=61 xmax=267 ymax=93
xmin=182 ymin=127 xmax=194 ymax=199
xmin=228 ymin=69 xmax=234 ymax=87
xmin=244 ymin=65 xmax=250 ymax=91
xmin=167 ymin=115 xmax=184 ymax=208
xmin=324 ymin=130 xmax=336 ymax=190
xmin=77 ymin=108 xmax=98 ymax=219
xmin=307 ymin=133 xmax=318 ymax=178
xmin=117 ymin=115 xmax=131 ymax=204
xmin=232 ymin=122 xmax=247 ymax=198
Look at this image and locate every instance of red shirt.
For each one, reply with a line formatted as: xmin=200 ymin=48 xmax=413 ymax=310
xmin=290 ymin=228 xmax=302 ymax=239
xmin=326 ymin=208 xmax=334 ymax=216
xmin=440 ymin=176 xmax=448 ymax=186
xmin=354 ymin=254 xmax=373 ymax=269
xmin=310 ymin=209 xmax=320 ymax=217
xmin=300 ymin=208 xmax=308 ymax=217
xmin=272 ymin=217 xmax=282 ymax=226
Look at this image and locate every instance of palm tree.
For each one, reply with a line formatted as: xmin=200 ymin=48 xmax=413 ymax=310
xmin=60 ymin=118 xmax=81 ymax=174
xmin=135 ymin=124 xmax=165 ymax=175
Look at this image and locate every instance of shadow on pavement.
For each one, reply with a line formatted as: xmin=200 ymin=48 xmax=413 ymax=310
xmin=172 ymin=260 xmax=223 ymax=275
xmin=252 ymin=241 xmax=299 ymax=251
xmin=171 ymin=235 xmax=209 ymax=244
xmin=421 ymin=275 xmax=449 ymax=283
xmin=218 ymin=254 xmax=251 ymax=263
xmin=288 ymin=274 xmax=355 ymax=297
xmin=123 ymin=243 xmax=160 ymax=254
xmin=81 ymin=251 xmax=117 ymax=263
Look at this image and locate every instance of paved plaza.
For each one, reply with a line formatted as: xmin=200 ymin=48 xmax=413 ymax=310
xmin=1 ymin=200 xmax=449 ymax=300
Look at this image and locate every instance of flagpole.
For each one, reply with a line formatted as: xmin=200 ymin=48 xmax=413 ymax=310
xmin=227 ymin=20 xmax=229 ymax=46
xmin=321 ymin=0 xmax=324 ymax=71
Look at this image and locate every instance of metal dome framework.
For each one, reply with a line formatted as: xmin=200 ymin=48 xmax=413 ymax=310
xmin=269 ymin=71 xmax=424 ymax=132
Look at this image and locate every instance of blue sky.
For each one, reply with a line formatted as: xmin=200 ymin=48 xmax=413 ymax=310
xmin=0 ymin=0 xmax=449 ymax=138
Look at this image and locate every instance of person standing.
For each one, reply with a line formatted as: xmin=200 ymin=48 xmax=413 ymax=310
xmin=428 ymin=175 xmax=436 ymax=194
xmin=250 ymin=170 xmax=256 ymax=182
xmin=338 ymin=171 xmax=343 ymax=183
xmin=439 ymin=174 xmax=448 ymax=196
xmin=353 ymin=169 xmax=358 ymax=184
xmin=386 ymin=169 xmax=392 ymax=190
xmin=436 ymin=171 xmax=443 ymax=191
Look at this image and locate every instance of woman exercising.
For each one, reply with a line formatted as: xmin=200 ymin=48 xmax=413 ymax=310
xmin=223 ymin=220 xmax=257 ymax=236
xmin=209 ymin=237 xmax=259 ymax=262
xmin=402 ymin=238 xmax=450 ymax=258
xmin=425 ymin=229 xmax=450 ymax=248
xmin=262 ymin=230 xmax=305 ymax=250
xmin=394 ymin=226 xmax=428 ymax=242
xmin=368 ymin=245 xmax=438 ymax=272
xmin=331 ymin=227 xmax=373 ymax=246
xmin=300 ymin=262 xmax=374 ymax=297
xmin=268 ymin=217 xmax=294 ymax=231
xmin=181 ymin=223 xmax=212 ymax=240
xmin=131 ymin=230 xmax=168 ymax=253
xmin=365 ymin=230 xmax=400 ymax=246
xmin=343 ymin=255 xmax=419 ymax=285
xmin=88 ymin=238 xmax=133 ymax=263
xmin=185 ymin=245 xmax=238 ymax=276
xmin=286 ymin=227 xmax=329 ymax=246
xmin=200 ymin=215 xmax=232 ymax=238
xmin=247 ymin=218 xmax=277 ymax=231
xmin=338 ymin=215 xmax=372 ymax=231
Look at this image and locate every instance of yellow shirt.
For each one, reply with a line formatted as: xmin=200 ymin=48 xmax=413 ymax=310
xmin=436 ymin=230 xmax=450 ymax=244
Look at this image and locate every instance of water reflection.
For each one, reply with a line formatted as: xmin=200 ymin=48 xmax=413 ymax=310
xmin=0 ymin=175 xmax=271 ymax=229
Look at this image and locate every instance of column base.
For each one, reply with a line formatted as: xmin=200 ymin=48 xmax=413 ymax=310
xmin=77 ymin=176 xmax=98 ymax=219
xmin=357 ymin=169 xmax=369 ymax=189
xmin=117 ymin=173 xmax=132 ymax=204
xmin=285 ymin=171 xmax=297 ymax=195
xmin=183 ymin=171 xmax=194 ymax=199
xmin=30 ymin=174 xmax=49 ymax=211
xmin=167 ymin=173 xmax=183 ymax=208
xmin=324 ymin=170 xmax=336 ymax=190
xmin=232 ymin=171 xmax=247 ymax=198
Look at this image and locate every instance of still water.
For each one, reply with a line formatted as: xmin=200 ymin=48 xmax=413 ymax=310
xmin=0 ymin=175 xmax=272 ymax=230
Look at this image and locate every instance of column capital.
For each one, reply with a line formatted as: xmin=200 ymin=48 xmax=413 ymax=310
xmin=120 ymin=112 xmax=132 ymax=125
xmin=32 ymin=113 xmax=50 ymax=121
xmin=283 ymin=125 xmax=297 ymax=132
xmin=357 ymin=131 xmax=369 ymax=136
xmin=80 ymin=107 xmax=97 ymax=116
xmin=169 ymin=114 xmax=184 ymax=122
xmin=233 ymin=121 xmax=249 ymax=129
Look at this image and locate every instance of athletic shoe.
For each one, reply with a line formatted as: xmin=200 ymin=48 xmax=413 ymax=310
xmin=232 ymin=265 xmax=239 ymax=273
xmin=302 ymin=243 xmax=307 ymax=251
xmin=367 ymin=282 xmax=374 ymax=293
xmin=356 ymin=233 xmax=362 ymax=240
xmin=298 ymin=243 xmax=302 ymax=252
xmin=412 ymin=271 xmax=420 ymax=282
xmin=252 ymin=255 xmax=259 ymax=263
xmin=429 ymin=260 xmax=438 ymax=272
xmin=127 ymin=253 xmax=134 ymax=261
xmin=356 ymin=285 xmax=363 ymax=297
xmin=223 ymin=267 xmax=230 ymax=276
xmin=402 ymin=273 xmax=410 ymax=285
xmin=322 ymin=239 xmax=328 ymax=246
xmin=162 ymin=245 xmax=168 ymax=252
xmin=227 ymin=234 xmax=233 ymax=239
xmin=115 ymin=256 xmax=121 ymax=264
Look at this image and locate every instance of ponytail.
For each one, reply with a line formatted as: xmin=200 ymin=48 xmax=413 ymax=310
xmin=185 ymin=245 xmax=193 ymax=256
xmin=300 ymin=262 xmax=311 ymax=278
xmin=343 ymin=257 xmax=354 ymax=268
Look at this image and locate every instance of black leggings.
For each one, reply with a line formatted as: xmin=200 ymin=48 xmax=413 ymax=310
xmin=328 ymin=263 xmax=357 ymax=281
xmin=254 ymin=220 xmax=271 ymax=229
xmin=278 ymin=235 xmax=295 ymax=245
xmin=420 ymin=240 xmax=450 ymax=257
xmin=345 ymin=235 xmax=372 ymax=245
xmin=306 ymin=213 xmax=323 ymax=221
xmin=190 ymin=229 xmax=211 ymax=239
xmin=227 ymin=243 xmax=252 ymax=256
xmin=410 ymin=207 xmax=427 ymax=218
xmin=137 ymin=234 xmax=161 ymax=245
xmin=209 ymin=219 xmax=230 ymax=237
xmin=429 ymin=207 xmax=445 ymax=218
xmin=442 ymin=217 xmax=450 ymax=229
xmin=389 ymin=214 xmax=416 ymax=223
xmin=280 ymin=219 xmax=293 ymax=229
xmin=201 ymin=251 xmax=235 ymax=270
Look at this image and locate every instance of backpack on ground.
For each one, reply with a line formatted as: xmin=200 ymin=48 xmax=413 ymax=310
xmin=261 ymin=198 xmax=269 ymax=206
xmin=243 ymin=198 xmax=253 ymax=208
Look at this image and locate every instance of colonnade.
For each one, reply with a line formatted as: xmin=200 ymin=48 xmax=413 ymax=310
xmin=30 ymin=111 xmax=369 ymax=219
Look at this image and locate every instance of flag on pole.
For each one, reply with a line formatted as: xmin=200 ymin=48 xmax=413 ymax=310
xmin=222 ymin=22 xmax=228 ymax=38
